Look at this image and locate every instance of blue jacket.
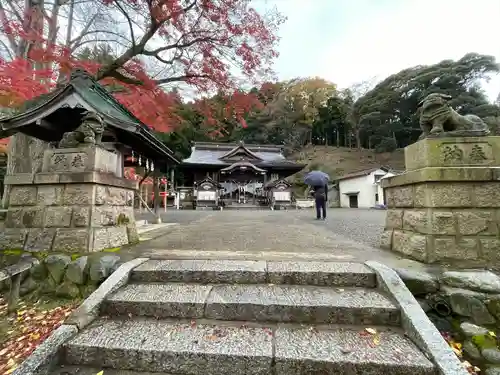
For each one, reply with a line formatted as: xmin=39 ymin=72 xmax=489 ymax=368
xmin=313 ymin=185 xmax=328 ymax=201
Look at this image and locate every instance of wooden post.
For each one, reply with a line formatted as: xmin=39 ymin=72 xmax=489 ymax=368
xmin=139 ymin=185 xmax=143 ymax=212
xmin=7 ymin=273 xmax=21 ymax=313
xmin=153 ymin=170 xmax=161 ymax=223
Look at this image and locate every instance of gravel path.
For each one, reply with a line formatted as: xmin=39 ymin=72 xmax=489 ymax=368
xmin=130 ymin=209 xmax=397 ymax=263
xmin=306 ymin=208 xmax=387 ymax=248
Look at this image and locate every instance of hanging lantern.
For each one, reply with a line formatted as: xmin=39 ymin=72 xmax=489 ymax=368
xmin=138 ymin=154 xmax=142 ymax=166
xmin=151 ymin=161 xmax=155 ymax=171
xmin=131 ymin=151 xmax=135 ymax=163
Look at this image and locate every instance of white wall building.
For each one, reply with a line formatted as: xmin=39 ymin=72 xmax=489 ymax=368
xmin=335 ymin=167 xmax=397 ymax=208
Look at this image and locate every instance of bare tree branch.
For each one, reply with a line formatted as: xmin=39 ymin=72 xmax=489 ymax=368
xmin=143 ymin=36 xmax=222 ymax=56
xmin=0 ymin=1 xmax=18 ymax=52
xmin=69 ymin=14 xmax=98 ymax=51
xmin=113 ymin=0 xmax=136 ymax=48
xmin=3 ymin=0 xmax=23 ymax=23
xmin=155 ymin=73 xmax=209 ymax=85
xmin=0 ymin=39 xmax=13 ymax=60
xmin=73 ymin=38 xmax=130 ymax=50
xmin=65 ymin=0 xmax=75 ymax=47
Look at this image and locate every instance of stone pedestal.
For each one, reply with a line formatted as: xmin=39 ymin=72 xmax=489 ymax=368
xmin=381 ymin=136 xmax=500 ymax=266
xmin=0 ymin=145 xmax=139 ymax=253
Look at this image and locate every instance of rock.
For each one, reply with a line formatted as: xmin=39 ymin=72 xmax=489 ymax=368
xmin=463 ymin=339 xmax=482 ymax=360
xmin=89 ymin=255 xmax=120 ymax=283
xmin=472 ymin=332 xmax=497 ymax=350
xmin=483 ymin=348 xmax=500 ymax=364
xmin=486 ymin=367 xmax=500 ymax=375
xmin=19 ymin=276 xmax=38 ymax=296
xmin=426 ymin=313 xmax=453 ymax=332
xmin=79 ymin=284 xmax=97 ymax=298
xmin=39 ymin=276 xmax=58 ymax=295
xmin=441 ymin=270 xmax=500 ymax=293
xmin=460 ymin=322 xmax=489 ymax=338
xmin=487 ymin=297 xmax=500 ymax=320
xmin=65 ymin=256 xmax=89 ymax=285
xmin=30 ymin=261 xmax=48 ymax=280
xmin=45 ymin=254 xmax=71 ymax=284
xmin=395 ymin=267 xmax=439 ymax=295
xmin=444 ymin=287 xmax=496 ymax=325
xmin=55 ymin=280 xmax=81 ymax=299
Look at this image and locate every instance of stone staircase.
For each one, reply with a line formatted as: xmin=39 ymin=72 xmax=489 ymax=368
xmin=53 ymin=260 xmax=447 ymax=375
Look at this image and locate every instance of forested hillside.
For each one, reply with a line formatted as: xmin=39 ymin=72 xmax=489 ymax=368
xmin=290 ymin=146 xmax=405 ymax=180
xmin=160 ymin=52 xmax=500 ymax=169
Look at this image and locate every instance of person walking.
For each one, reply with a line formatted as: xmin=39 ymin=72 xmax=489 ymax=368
xmin=313 ymin=184 xmax=327 ymax=220
xmin=304 ymin=170 xmax=330 ymax=221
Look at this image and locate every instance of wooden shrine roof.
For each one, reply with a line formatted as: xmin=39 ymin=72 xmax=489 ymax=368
xmin=182 ymin=141 xmax=305 ymax=172
xmin=0 ymin=69 xmax=179 ymax=165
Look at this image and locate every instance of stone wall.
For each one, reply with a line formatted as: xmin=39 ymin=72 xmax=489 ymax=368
xmin=1 ymin=182 xmax=137 ymax=252
xmin=396 ymin=267 xmax=500 ymax=373
xmin=0 ymin=252 xmax=124 ymax=299
xmin=382 ymin=181 xmax=500 ymax=266
xmin=0 ymin=145 xmax=139 ymax=253
xmin=381 ymin=136 xmax=500 ymax=268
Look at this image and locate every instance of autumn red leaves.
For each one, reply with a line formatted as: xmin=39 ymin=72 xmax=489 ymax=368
xmin=0 ymin=0 xmax=283 ymax=134
xmin=0 ymin=297 xmax=76 ymax=375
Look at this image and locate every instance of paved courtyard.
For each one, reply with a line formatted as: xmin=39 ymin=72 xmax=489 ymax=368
xmin=132 ymin=208 xmax=401 ymax=263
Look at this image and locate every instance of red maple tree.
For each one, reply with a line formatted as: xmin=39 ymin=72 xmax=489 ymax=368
xmin=0 ymin=0 xmax=284 ymax=133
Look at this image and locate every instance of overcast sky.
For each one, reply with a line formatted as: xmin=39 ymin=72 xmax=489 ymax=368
xmin=255 ymin=0 xmax=500 ymax=101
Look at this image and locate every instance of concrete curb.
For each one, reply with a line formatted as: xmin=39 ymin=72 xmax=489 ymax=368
xmin=12 ymin=325 xmax=78 ymax=375
xmin=66 ymin=257 xmax=149 ymax=330
xmin=365 ymin=260 xmax=468 ymax=375
xmin=12 ymin=257 xmax=149 ymax=375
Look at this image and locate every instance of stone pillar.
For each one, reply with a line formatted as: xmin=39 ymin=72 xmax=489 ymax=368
xmin=381 ymin=136 xmax=500 ymax=267
xmin=0 ymin=145 xmax=139 ymax=253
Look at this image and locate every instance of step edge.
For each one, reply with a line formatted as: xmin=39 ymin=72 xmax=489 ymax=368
xmin=105 ymin=283 xmax=398 ymax=309
xmin=134 ymin=259 xmax=376 ymax=274
xmin=131 ymin=260 xmax=378 ymax=287
xmin=366 ymin=261 xmax=468 ymax=375
xmin=63 ymin=334 xmax=435 ymax=372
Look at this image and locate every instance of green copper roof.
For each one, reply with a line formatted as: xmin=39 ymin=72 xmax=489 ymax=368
xmin=69 ymin=69 xmax=142 ymax=126
xmin=0 ymin=69 xmax=179 ymax=165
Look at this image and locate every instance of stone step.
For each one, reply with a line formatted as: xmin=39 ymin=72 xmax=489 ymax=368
xmin=131 ymin=259 xmax=377 ymax=287
xmin=63 ymin=318 xmax=436 ymax=375
xmin=101 ymin=282 xmax=400 ymax=326
xmin=53 ymin=366 xmax=175 ymax=375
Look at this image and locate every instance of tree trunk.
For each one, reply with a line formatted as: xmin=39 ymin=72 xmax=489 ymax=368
xmin=355 ymin=128 xmax=361 ymax=149
xmin=336 ymin=130 xmax=340 ymax=147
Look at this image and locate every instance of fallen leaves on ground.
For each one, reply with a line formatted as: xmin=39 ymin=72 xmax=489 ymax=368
xmin=359 ymin=327 xmax=381 ymax=347
xmin=441 ymin=331 xmax=481 ymax=374
xmin=0 ymin=297 xmax=77 ymax=375
xmin=204 ymin=327 xmax=229 ymax=341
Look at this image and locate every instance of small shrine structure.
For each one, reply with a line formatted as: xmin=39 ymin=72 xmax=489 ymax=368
xmin=264 ymin=179 xmax=293 ymax=209
xmin=0 ymin=69 xmax=179 ymax=253
xmin=181 ymin=141 xmax=305 ymax=208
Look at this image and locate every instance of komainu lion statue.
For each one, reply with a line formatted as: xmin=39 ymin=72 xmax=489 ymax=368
xmin=58 ymin=111 xmax=105 ymax=148
xmin=417 ymin=93 xmax=490 ymax=139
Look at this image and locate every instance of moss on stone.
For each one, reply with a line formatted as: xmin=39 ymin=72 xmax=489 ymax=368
xmin=472 ymin=333 xmax=497 ymax=350
xmin=2 ymin=249 xmax=24 ymax=256
xmin=70 ymin=253 xmax=83 ymax=261
xmin=102 ymin=247 xmax=121 ymax=253
xmin=116 ymin=213 xmax=130 ymax=225
xmin=32 ymin=252 xmax=49 ymax=260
